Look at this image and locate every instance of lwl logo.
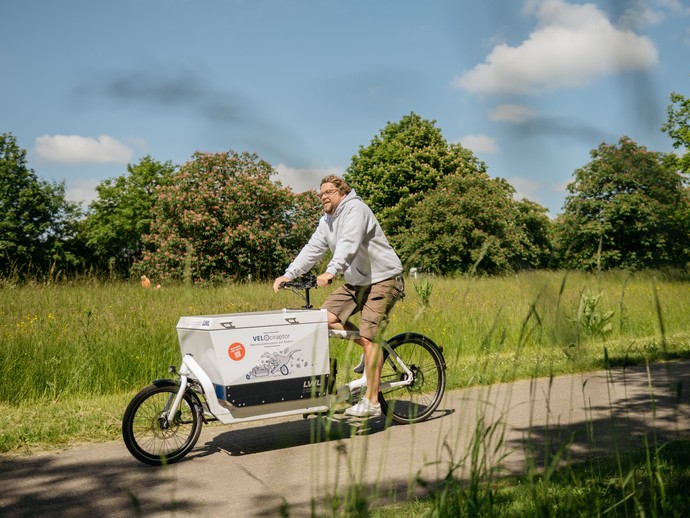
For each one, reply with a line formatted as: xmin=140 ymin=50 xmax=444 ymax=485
xmin=303 ymin=379 xmax=321 ymax=388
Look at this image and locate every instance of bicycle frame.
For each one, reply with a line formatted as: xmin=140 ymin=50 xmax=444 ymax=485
xmin=162 ymin=328 xmax=415 ymax=427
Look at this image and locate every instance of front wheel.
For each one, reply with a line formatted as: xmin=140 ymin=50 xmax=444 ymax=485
xmin=122 ymin=383 xmax=203 ymax=466
xmin=378 ymin=333 xmax=446 ymax=424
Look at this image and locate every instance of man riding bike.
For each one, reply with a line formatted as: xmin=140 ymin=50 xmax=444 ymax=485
xmin=273 ymin=175 xmax=404 ymax=417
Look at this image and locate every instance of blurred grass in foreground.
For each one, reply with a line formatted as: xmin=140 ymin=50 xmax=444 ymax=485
xmin=371 ymin=440 xmax=690 ymax=517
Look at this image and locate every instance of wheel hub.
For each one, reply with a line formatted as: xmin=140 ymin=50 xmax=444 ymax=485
xmin=407 ymin=365 xmax=424 ymax=393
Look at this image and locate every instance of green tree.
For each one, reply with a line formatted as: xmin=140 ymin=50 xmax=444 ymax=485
xmin=397 ymin=173 xmax=552 ymax=275
xmin=344 ymin=113 xmax=487 ymax=243
xmin=84 ymin=155 xmax=176 ymax=276
xmin=555 ymin=136 xmax=690 ymax=271
xmin=134 ymin=150 xmax=321 ymax=283
xmin=514 ymin=198 xmax=555 ymax=270
xmin=0 ymin=133 xmax=82 ymax=277
xmin=662 ymin=91 xmax=690 ymax=174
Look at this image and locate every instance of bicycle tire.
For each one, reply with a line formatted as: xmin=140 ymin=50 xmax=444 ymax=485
xmin=378 ymin=333 xmax=446 ymax=424
xmin=122 ymin=383 xmax=203 ymax=466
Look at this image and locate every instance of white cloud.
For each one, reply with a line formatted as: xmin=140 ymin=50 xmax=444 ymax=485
xmin=509 ymin=176 xmax=541 ymax=202
xmin=459 ymin=134 xmax=500 ymax=154
xmin=35 ymin=134 xmax=133 ymax=164
xmin=65 ymin=178 xmax=101 ymax=205
xmin=489 ymin=104 xmax=536 ymax=123
xmin=453 ymin=0 xmax=659 ymax=95
xmin=273 ymin=163 xmax=345 ymax=193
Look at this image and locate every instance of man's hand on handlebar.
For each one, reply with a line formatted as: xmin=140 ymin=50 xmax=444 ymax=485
xmin=273 ymin=273 xmax=333 ymax=292
xmin=316 ymin=272 xmax=334 ymax=288
xmin=273 ymin=276 xmax=291 ymax=293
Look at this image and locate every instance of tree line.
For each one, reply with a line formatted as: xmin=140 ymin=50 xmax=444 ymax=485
xmin=1 ymin=91 xmax=689 ymax=282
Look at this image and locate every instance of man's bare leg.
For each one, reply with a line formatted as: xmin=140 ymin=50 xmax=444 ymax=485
xmin=326 ymin=311 xmax=382 ymax=404
xmin=358 ymin=335 xmax=383 ymax=404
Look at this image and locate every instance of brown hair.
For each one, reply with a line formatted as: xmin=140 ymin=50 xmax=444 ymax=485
xmin=320 ymin=175 xmax=351 ymax=195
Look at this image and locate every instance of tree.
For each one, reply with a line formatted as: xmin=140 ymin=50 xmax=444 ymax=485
xmin=397 ymin=173 xmax=552 ymax=275
xmin=662 ymin=91 xmax=690 ymax=174
xmin=0 ymin=133 xmax=82 ymax=277
xmin=344 ymin=113 xmax=487 ymax=244
xmin=344 ymin=112 xmax=553 ymax=274
xmin=513 ymin=198 xmax=555 ymax=270
xmin=555 ymin=137 xmax=690 ymax=271
xmin=84 ymin=155 xmax=176 ymax=276
xmin=134 ymin=150 xmax=322 ymax=283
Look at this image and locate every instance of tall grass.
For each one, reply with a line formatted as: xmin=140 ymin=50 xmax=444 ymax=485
xmin=0 ymin=280 xmax=281 ymax=403
xmin=1 ymin=270 xmax=689 ymax=405
xmin=403 ymin=270 xmax=690 ymax=387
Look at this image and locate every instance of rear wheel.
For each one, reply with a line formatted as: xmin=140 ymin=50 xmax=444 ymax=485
xmin=122 ymin=383 xmax=203 ymax=466
xmin=378 ymin=333 xmax=446 ymax=424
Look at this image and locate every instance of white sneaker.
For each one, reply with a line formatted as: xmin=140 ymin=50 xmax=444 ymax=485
xmin=353 ymin=353 xmax=365 ymax=374
xmin=345 ymin=398 xmax=381 ymax=418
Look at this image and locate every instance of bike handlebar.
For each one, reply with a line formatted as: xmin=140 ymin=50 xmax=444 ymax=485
xmin=279 ymin=275 xmax=318 ymax=291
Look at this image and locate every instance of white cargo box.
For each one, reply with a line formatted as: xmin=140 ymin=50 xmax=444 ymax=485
xmin=176 ymin=309 xmax=330 ymax=407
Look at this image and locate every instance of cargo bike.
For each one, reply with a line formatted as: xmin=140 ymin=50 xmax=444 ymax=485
xmin=122 ymin=276 xmax=447 ymax=466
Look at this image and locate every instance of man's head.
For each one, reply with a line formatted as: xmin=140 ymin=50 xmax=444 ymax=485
xmin=319 ymin=175 xmax=351 ymax=215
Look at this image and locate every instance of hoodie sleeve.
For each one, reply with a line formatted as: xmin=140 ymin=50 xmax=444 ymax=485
xmin=283 ymin=218 xmax=330 ymax=279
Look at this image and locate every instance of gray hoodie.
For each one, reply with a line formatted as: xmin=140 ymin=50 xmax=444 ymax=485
xmin=284 ymin=189 xmax=403 ymax=286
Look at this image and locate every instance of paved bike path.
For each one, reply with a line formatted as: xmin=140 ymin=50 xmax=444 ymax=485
xmin=2 ymin=360 xmax=689 ymax=517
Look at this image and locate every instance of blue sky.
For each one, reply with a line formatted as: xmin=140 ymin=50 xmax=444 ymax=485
xmin=2 ymin=0 xmax=689 ymax=216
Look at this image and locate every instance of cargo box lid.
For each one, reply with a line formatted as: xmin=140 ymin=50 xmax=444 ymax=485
xmin=176 ymin=308 xmax=327 ymax=331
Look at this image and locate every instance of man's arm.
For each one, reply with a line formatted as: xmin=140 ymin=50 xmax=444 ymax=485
xmin=283 ymin=220 xmax=330 ymax=279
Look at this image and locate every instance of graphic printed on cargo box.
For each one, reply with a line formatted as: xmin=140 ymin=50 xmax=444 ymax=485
xmin=245 ymin=347 xmax=308 ymax=380
xmin=227 ymin=342 xmax=246 ymax=361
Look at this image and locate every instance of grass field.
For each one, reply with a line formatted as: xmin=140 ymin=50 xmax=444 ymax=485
xmin=1 ymin=269 xmax=690 ymax=515
xmin=1 ymin=269 xmax=689 ymax=451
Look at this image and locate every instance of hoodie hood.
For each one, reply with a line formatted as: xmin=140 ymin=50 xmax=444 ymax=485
xmin=328 ymin=188 xmax=362 ymax=221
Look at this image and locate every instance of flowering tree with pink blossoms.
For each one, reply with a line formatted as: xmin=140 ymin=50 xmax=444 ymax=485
xmin=134 ymin=150 xmax=321 ymax=283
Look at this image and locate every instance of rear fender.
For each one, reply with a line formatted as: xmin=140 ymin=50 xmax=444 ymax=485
xmin=386 ymin=332 xmax=441 ymax=351
xmin=386 ymin=332 xmax=446 ymax=369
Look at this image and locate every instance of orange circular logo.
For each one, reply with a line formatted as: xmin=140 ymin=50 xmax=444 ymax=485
xmin=228 ymin=342 xmax=246 ymax=361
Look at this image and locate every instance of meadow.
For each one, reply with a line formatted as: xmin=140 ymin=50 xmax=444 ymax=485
xmin=1 ymin=269 xmax=690 ymax=451
xmin=1 ymin=269 xmax=690 ymax=515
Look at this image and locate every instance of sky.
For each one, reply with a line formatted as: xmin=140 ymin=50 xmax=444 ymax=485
xmin=1 ymin=0 xmax=689 ymax=216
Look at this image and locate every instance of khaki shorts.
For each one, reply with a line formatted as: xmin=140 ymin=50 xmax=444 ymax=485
xmin=321 ymin=276 xmax=404 ymax=340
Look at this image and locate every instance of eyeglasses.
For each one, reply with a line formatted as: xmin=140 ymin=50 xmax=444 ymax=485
xmin=318 ymin=188 xmax=339 ymax=199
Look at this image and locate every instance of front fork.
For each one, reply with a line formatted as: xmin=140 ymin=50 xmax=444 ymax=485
xmin=158 ymin=370 xmax=190 ymax=429
xmin=159 ymin=354 xmax=230 ymax=427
